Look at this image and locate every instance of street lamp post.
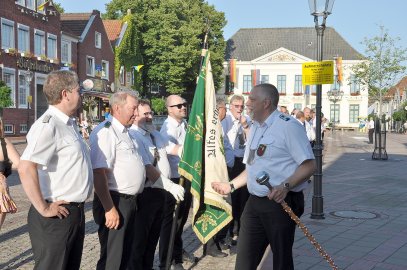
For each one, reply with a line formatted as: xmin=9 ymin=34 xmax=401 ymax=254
xmin=25 ymin=69 xmax=33 ymax=132
xmin=327 ymin=89 xmax=344 ymax=133
xmin=308 ymin=0 xmax=335 ymax=220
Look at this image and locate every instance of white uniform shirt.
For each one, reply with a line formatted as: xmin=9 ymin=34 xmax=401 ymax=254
xmin=160 ymin=116 xmax=187 ymax=178
xmin=90 ymin=117 xmax=146 ymax=195
xmin=368 ymin=120 xmax=375 ymax=129
xmin=21 ymin=105 xmax=93 ymax=202
xmin=296 ymin=119 xmax=316 ymax=142
xmin=129 ymin=125 xmax=171 ymax=187
xmin=222 ymin=111 xmax=246 ymax=158
xmin=243 ymin=110 xmax=315 ymax=196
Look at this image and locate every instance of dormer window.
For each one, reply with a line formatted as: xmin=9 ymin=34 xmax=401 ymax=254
xmin=95 ymin=32 xmax=101 ymax=48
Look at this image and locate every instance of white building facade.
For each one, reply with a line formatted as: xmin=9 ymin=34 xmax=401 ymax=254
xmin=222 ymin=27 xmax=369 ymax=128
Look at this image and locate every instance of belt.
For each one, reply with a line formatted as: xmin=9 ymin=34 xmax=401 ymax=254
xmin=45 ymin=200 xmax=84 ymax=207
xmin=110 ymin=190 xmax=138 ymax=200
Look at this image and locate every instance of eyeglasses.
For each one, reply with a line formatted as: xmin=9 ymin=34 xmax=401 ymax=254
xmin=232 ymin=104 xmax=244 ymax=109
xmin=143 ymin=111 xmax=154 ymax=116
xmin=169 ymin=103 xmax=187 ymax=109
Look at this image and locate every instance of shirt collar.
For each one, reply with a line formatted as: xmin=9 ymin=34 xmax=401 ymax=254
xmin=111 ymin=116 xmax=127 ymax=133
xmin=254 ymin=110 xmax=278 ymax=128
xmin=168 ymin=115 xmax=185 ymax=127
xmin=130 ymin=124 xmax=147 ymax=136
xmin=48 ymin=105 xmax=72 ymax=125
xmin=226 ymin=111 xmax=239 ymax=122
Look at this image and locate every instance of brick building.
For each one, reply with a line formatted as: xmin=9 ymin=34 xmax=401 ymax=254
xmin=0 ymin=0 xmax=61 ymax=136
xmin=61 ymin=10 xmax=114 ymax=122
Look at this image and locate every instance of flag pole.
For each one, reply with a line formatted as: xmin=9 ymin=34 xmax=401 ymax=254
xmin=165 ymin=21 xmax=210 ymax=270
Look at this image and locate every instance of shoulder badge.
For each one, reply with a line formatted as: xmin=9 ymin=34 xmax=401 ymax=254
xmin=279 ymin=114 xmax=290 ymax=122
xmin=42 ymin=115 xmax=52 ymax=123
xmin=104 ymin=121 xmax=111 ymax=128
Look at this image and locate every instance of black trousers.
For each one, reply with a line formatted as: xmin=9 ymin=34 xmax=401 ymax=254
xmin=235 ymin=192 xmax=304 ymax=270
xmin=159 ymin=178 xmax=192 ymax=268
xmin=368 ymin=128 xmax=374 ymax=143
xmin=129 ymin=187 xmax=166 ymax=270
xmin=93 ymin=192 xmax=138 ymax=270
xmin=28 ymin=203 xmax=85 ymax=270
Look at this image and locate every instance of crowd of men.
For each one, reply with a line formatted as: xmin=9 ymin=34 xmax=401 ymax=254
xmin=17 ymin=70 xmax=316 ymax=270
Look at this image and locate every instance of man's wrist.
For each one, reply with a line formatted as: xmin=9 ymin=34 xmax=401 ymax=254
xmin=230 ymin=182 xmax=236 ymax=193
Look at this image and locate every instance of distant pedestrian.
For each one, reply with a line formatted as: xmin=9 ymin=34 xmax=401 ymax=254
xmin=368 ymin=118 xmax=375 ymax=144
xmin=18 ymin=70 xmax=93 ymax=270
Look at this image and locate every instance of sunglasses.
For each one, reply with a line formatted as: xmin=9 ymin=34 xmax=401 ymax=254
xmin=169 ymin=103 xmax=187 ymax=109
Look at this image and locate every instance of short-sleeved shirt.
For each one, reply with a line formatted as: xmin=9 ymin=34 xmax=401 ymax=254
xmin=129 ymin=125 xmax=171 ymax=187
xmin=90 ymin=117 xmax=146 ymax=195
xmin=160 ymin=116 xmax=187 ymax=178
xmin=243 ymin=110 xmax=315 ymax=197
xmin=222 ymin=111 xmax=246 ymax=158
xmin=21 ymin=105 xmax=93 ymax=202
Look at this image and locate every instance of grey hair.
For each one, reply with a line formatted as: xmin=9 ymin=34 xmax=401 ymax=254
xmin=216 ymin=98 xmax=226 ymax=106
xmin=109 ymin=90 xmax=138 ymax=110
xmin=43 ymin=70 xmax=79 ymax=105
xmin=229 ymin=94 xmax=244 ymax=104
xmin=253 ymin=83 xmax=279 ymax=107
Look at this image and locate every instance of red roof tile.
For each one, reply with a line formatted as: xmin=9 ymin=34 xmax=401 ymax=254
xmin=103 ymin=20 xmax=123 ymax=44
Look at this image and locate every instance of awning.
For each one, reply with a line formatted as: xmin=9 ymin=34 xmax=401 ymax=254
xmin=83 ymin=90 xmax=111 ymax=101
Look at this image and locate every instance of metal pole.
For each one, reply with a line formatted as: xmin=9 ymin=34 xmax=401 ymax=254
xmin=332 ymin=101 xmax=335 ymax=133
xmin=311 ymin=16 xmax=325 ymax=219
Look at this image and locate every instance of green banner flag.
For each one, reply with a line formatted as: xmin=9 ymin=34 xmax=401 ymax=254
xmin=179 ymin=50 xmax=232 ymax=244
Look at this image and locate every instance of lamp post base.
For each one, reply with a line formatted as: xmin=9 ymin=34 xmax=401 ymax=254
xmin=311 ymin=195 xmax=325 ymax=219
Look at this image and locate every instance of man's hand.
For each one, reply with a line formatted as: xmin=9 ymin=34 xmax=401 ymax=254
xmin=41 ymin=201 xmax=70 ymax=219
xmin=240 ymin=115 xmax=248 ymax=127
xmin=159 ymin=176 xmax=185 ymax=202
xmin=267 ymin=185 xmax=289 ymax=203
xmin=211 ymin=182 xmax=231 ymax=195
xmin=105 ymin=207 xmax=120 ymax=230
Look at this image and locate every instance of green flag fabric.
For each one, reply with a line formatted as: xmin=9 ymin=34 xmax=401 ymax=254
xmin=179 ymin=50 xmax=232 ymax=244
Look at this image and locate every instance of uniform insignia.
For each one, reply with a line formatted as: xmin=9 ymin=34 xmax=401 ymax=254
xmin=257 ymin=144 xmax=267 ymax=156
xmin=279 ymin=114 xmax=290 ymax=121
xmin=104 ymin=121 xmax=111 ymax=128
xmin=42 ymin=115 xmax=52 ymax=123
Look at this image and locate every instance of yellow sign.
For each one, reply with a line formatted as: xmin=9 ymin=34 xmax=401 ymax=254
xmin=302 ymin=61 xmax=334 ymax=85
xmin=27 ymin=95 xmax=32 ymax=104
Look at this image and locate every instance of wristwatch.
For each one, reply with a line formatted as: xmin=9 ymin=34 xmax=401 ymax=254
xmin=230 ymin=183 xmax=236 ymax=193
xmin=283 ymin=182 xmax=290 ymax=191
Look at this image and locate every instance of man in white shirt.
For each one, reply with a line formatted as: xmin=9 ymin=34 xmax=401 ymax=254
xmin=221 ymin=94 xmax=250 ymax=242
xmin=90 ymin=91 xmax=147 ymax=270
xmin=129 ymin=99 xmax=184 ymax=270
xmin=295 ymin=110 xmax=316 ymax=143
xmin=212 ymin=84 xmax=316 ymax=270
xmin=159 ymin=95 xmax=194 ymax=269
xmin=19 ymin=70 xmax=93 ymax=270
xmin=368 ymin=118 xmax=375 ymax=144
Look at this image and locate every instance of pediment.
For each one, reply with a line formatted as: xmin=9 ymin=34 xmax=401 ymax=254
xmin=252 ymin=47 xmax=311 ymax=63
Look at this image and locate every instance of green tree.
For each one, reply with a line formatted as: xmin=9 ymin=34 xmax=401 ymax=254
xmin=0 ymin=80 xmax=13 ymax=106
xmin=351 ymin=26 xmax=407 ymax=116
xmin=151 ymin=97 xmax=166 ymax=115
xmin=53 ymin=1 xmax=65 ymax=14
xmin=104 ymin=0 xmax=226 ymax=95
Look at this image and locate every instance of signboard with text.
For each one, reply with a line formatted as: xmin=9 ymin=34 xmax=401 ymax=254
xmin=302 ymin=61 xmax=334 ymax=85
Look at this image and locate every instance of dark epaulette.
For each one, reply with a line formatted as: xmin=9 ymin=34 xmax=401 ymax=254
xmin=42 ymin=115 xmax=52 ymax=123
xmin=279 ymin=114 xmax=290 ymax=122
xmin=104 ymin=121 xmax=112 ymax=128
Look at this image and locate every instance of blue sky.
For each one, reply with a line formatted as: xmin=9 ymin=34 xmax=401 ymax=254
xmin=58 ymin=0 xmax=407 ymax=55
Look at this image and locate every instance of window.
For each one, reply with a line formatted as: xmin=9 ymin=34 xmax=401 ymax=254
xmin=243 ymin=75 xmax=252 ymax=93
xmin=119 ymin=66 xmax=125 ymax=85
xmin=4 ymin=125 xmax=14 ymax=135
xmin=294 ymin=103 xmax=302 ymax=110
xmin=350 ymin=75 xmax=360 ymax=94
xmin=47 ymin=34 xmax=57 ymax=59
xmin=1 ymin=18 xmax=15 ymax=49
xmin=331 ymin=75 xmax=340 ymax=90
xmin=61 ymin=39 xmax=71 ymax=64
xmin=86 ymin=56 xmax=95 ymax=76
xmin=2 ymin=68 xmax=16 ymax=107
xmin=261 ymin=75 xmax=269 ymax=84
xmin=349 ymin=105 xmax=359 ymax=123
xmin=95 ymin=32 xmax=101 ymax=48
xmin=294 ymin=75 xmax=302 ymax=94
xmin=311 ymin=85 xmax=316 ymax=95
xmin=20 ymin=124 xmax=28 ymax=134
xmin=18 ymin=72 xmax=28 ymax=108
xmin=26 ymin=0 xmax=35 ymax=9
xmin=34 ymin=29 xmax=45 ymax=56
xmin=277 ymin=75 xmax=286 ymax=94
xmin=330 ymin=104 xmax=340 ymax=123
xmin=101 ymin=61 xmax=109 ymax=80
xmin=17 ymin=24 xmax=29 ymax=53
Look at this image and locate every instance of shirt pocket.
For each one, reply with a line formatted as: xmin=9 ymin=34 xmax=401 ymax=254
xmin=117 ymin=141 xmax=137 ymax=159
xmin=256 ymin=137 xmax=276 ymax=160
xmin=60 ymin=136 xmax=81 ymax=151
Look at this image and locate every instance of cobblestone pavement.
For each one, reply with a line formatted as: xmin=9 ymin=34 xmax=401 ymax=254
xmin=1 ymin=131 xmax=407 ymax=269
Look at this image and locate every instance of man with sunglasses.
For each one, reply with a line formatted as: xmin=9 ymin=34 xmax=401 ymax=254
xmin=221 ymin=94 xmax=251 ymax=246
xmin=128 ymin=99 xmax=184 ymax=270
xmin=159 ymin=95 xmax=195 ymax=270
